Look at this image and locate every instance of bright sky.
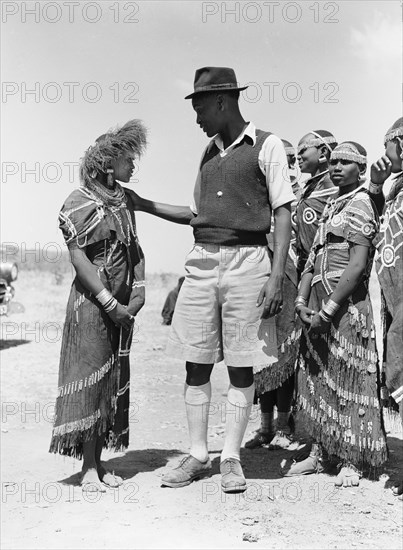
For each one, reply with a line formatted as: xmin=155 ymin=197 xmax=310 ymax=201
xmin=1 ymin=0 xmax=401 ymax=272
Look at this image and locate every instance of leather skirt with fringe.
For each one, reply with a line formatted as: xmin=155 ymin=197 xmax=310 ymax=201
xmin=295 ymin=281 xmax=388 ymax=469
xmin=254 ymin=270 xmax=301 ymax=396
xmin=49 ymin=279 xmax=132 ymax=460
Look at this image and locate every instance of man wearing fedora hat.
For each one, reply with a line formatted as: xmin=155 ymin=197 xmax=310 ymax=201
xmin=132 ymin=67 xmax=294 ymax=492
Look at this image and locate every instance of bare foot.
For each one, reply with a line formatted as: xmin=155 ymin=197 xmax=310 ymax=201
xmin=81 ymin=468 xmax=106 ymax=492
xmin=335 ymin=466 xmax=361 ymax=488
xmin=97 ymin=465 xmax=123 ymax=488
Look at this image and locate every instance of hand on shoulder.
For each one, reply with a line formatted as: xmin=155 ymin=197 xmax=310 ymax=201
xmin=124 ymin=187 xmax=144 ymax=211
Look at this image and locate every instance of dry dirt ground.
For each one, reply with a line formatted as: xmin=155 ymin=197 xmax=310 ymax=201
xmin=1 ymin=271 xmax=402 ymax=550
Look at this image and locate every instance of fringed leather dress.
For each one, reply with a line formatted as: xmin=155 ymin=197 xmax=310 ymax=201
xmin=375 ymin=173 xmax=403 ymax=409
xmin=254 ymin=181 xmax=302 ymax=395
xmin=49 ymin=185 xmax=144 ymax=458
xmin=296 ymin=187 xmax=387 ymax=469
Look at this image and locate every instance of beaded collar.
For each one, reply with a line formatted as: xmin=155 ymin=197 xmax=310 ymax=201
xmin=85 ymin=179 xmax=126 ymax=207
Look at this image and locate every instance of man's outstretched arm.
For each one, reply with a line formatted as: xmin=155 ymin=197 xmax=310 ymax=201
xmin=127 ymin=189 xmax=194 ymax=225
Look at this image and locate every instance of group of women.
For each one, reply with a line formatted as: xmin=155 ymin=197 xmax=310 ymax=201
xmin=250 ymin=119 xmax=403 ymax=495
xmin=49 ymin=116 xmax=402 ymax=496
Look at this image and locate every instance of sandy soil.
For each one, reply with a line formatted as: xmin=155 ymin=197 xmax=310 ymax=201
xmin=1 ymin=271 xmax=402 ymax=550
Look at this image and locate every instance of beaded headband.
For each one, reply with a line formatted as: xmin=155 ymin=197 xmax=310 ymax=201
xmin=284 ymin=147 xmax=295 ymax=155
xmin=330 ymin=143 xmax=367 ymax=164
xmin=80 ymin=119 xmax=147 ymax=186
xmin=297 ymin=133 xmax=337 ymax=155
xmin=384 ymin=126 xmax=403 ymax=146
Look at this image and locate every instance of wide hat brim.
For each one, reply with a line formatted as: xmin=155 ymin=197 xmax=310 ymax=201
xmin=185 ymin=85 xmax=248 ymax=100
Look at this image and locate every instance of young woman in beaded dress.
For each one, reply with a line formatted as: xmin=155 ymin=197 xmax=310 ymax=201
xmin=371 ymin=117 xmax=403 ymax=498
xmin=49 ymin=120 xmax=147 ymax=491
xmin=283 ymin=142 xmax=387 ymax=487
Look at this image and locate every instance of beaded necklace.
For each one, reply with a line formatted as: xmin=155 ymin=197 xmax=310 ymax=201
xmin=85 ymin=179 xmax=126 ymax=207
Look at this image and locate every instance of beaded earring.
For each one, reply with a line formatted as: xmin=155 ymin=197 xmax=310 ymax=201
xmin=106 ymin=168 xmax=114 ymax=187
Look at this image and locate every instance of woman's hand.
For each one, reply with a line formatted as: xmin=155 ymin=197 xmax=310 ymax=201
xmin=370 ymin=156 xmax=392 ymax=185
xmin=108 ymin=303 xmax=135 ymax=331
xmin=297 ymin=305 xmax=316 ymax=326
xmin=310 ymin=313 xmax=330 ymax=334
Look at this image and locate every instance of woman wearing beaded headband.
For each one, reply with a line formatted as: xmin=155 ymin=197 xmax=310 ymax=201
xmin=371 ymin=117 xmax=403 ymax=499
xmin=294 ymin=130 xmax=339 ymax=278
xmin=247 ymin=140 xmax=301 ymax=450
xmin=283 ymin=141 xmax=387 ymax=487
xmin=49 ymin=120 xmax=147 ymax=491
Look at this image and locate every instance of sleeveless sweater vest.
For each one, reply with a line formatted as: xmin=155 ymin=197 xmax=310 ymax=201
xmin=190 ymin=130 xmax=272 ymax=245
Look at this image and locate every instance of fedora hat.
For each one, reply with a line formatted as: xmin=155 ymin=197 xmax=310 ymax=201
xmin=184 ymin=67 xmax=248 ymax=99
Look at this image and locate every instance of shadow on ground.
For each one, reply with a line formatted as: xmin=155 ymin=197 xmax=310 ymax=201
xmin=59 ymin=448 xmax=183 ymax=486
xmin=383 ymin=436 xmax=403 ymax=489
xmin=0 ymin=339 xmax=30 ymax=351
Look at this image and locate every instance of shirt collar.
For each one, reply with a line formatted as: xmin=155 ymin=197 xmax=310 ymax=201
xmin=207 ymin=122 xmax=257 ymax=152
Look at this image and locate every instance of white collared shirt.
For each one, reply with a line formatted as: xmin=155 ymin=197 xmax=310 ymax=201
xmin=191 ymin=122 xmax=295 ymax=214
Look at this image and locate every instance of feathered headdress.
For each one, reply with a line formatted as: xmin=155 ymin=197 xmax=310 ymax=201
xmin=80 ymin=119 xmax=148 ymax=186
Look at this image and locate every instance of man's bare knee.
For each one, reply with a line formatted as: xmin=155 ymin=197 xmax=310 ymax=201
xmin=227 ymin=366 xmax=254 ymax=388
xmin=186 ymin=362 xmax=214 ymax=385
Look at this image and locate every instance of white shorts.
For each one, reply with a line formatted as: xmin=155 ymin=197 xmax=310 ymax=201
xmin=166 ymin=244 xmax=278 ymax=367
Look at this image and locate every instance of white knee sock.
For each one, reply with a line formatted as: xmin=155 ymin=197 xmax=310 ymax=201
xmin=221 ymin=383 xmax=255 ymax=463
xmin=184 ymin=382 xmax=211 ymax=462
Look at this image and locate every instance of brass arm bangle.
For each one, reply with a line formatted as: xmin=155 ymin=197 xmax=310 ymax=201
xmin=369 ymin=181 xmax=383 ymax=195
xmin=322 ymin=298 xmax=340 ymax=318
xmin=96 ymin=288 xmax=117 ymax=312
xmin=104 ymin=297 xmax=118 ymax=313
xmin=96 ymin=288 xmax=113 ymax=306
xmin=319 ymin=310 xmax=332 ymax=323
xmin=294 ymin=296 xmax=307 ymax=312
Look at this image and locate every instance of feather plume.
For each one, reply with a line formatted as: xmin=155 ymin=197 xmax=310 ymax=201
xmin=80 ymin=119 xmax=148 ymax=186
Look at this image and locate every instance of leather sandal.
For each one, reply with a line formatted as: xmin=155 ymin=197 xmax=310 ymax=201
xmin=281 ymin=443 xmax=325 ymax=476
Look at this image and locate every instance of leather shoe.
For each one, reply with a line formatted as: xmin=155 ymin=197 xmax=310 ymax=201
xmin=161 ymin=455 xmax=211 ymax=488
xmin=220 ymin=458 xmax=247 ymax=493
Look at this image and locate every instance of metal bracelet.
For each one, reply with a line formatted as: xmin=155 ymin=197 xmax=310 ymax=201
xmin=368 ymin=181 xmax=383 ymax=195
xmin=95 ymin=288 xmax=113 ymax=306
xmin=319 ymin=310 xmax=332 ymax=323
xmin=322 ymin=298 xmax=340 ymax=318
xmin=104 ymin=297 xmax=118 ymax=313
xmin=294 ymin=296 xmax=307 ymax=313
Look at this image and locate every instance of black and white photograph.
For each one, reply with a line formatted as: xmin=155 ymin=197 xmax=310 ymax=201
xmin=1 ymin=1 xmax=402 ymax=548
